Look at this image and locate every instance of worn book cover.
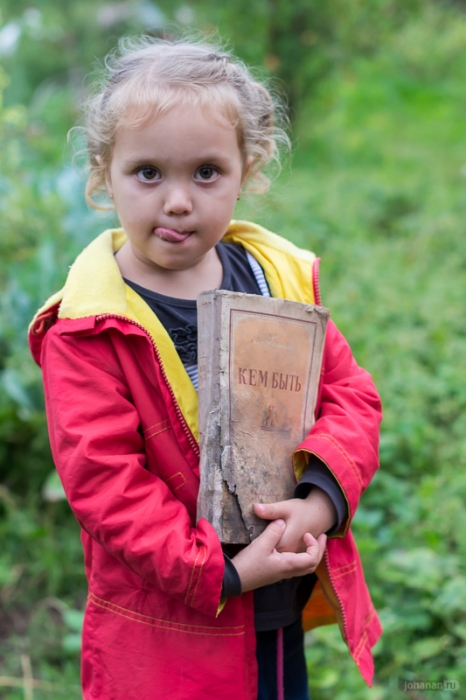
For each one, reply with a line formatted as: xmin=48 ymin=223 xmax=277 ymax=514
xmin=197 ymin=290 xmax=329 ymax=545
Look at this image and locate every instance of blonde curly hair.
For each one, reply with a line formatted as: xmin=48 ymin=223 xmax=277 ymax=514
xmin=80 ymin=35 xmax=290 ymax=208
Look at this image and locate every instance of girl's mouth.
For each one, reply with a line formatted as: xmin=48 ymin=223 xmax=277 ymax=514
xmin=154 ymin=227 xmax=193 ymax=243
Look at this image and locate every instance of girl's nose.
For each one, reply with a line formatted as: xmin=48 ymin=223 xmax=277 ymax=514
xmin=162 ymin=182 xmax=193 ymax=216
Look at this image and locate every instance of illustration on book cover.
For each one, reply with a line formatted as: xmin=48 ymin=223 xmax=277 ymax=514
xmin=261 ymin=404 xmax=291 ymax=437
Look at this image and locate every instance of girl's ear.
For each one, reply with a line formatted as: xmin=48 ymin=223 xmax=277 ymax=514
xmin=96 ymin=155 xmax=114 ymax=199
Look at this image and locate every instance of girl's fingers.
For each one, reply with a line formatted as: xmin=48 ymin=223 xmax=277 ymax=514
xmin=234 ymin=525 xmax=327 ymax=592
xmin=278 ymin=534 xmax=327 ymax=577
xmin=254 ymin=518 xmax=286 ymax=551
xmin=303 ymin=532 xmax=327 ymax=549
xmin=254 ymin=501 xmax=289 ymax=521
xmin=299 ymin=532 xmax=327 ymax=569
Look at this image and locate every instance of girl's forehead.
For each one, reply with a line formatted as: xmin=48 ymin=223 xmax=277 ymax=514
xmin=111 ymin=103 xmax=243 ymax=162
xmin=111 ymin=95 xmax=244 ymax=158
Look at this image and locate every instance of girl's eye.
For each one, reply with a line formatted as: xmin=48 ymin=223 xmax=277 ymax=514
xmin=195 ymin=167 xmax=218 ymax=181
xmin=136 ymin=167 xmax=161 ymax=182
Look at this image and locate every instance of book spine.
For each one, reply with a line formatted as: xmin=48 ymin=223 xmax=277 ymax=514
xmin=196 ymin=291 xmax=224 ymax=534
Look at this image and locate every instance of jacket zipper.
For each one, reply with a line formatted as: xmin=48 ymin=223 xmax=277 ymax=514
xmin=313 ymin=257 xmax=322 ymax=306
xmin=304 ymin=445 xmax=350 ymax=645
xmin=323 ymin=549 xmax=349 ymax=644
xmin=95 ymin=314 xmax=200 ymax=457
xmin=313 ymin=260 xmax=350 ymax=646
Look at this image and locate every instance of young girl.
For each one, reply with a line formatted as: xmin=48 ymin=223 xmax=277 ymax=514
xmin=29 ymin=37 xmax=382 ymax=700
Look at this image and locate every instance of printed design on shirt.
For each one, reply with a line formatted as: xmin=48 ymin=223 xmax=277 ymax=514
xmin=169 ymin=325 xmax=198 ymax=364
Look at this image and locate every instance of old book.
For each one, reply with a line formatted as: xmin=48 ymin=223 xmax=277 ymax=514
xmin=196 ymin=290 xmax=329 ymax=545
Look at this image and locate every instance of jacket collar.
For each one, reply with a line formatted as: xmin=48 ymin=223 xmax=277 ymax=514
xmin=224 ymin=221 xmax=315 ymax=304
xmin=61 ymin=228 xmax=128 ymax=320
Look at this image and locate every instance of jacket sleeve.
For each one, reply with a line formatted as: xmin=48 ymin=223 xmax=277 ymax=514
xmin=293 ymin=319 xmax=382 ymax=536
xmin=40 ymin=325 xmax=224 ymax=617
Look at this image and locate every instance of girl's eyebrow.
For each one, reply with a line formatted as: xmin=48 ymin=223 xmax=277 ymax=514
xmin=124 ymin=158 xmax=158 ymax=168
xmin=124 ymin=152 xmax=233 ymax=168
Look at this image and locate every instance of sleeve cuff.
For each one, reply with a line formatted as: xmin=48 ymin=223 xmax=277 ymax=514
xmin=221 ymin=553 xmax=242 ymax=598
xmin=294 ymin=456 xmax=348 ymax=535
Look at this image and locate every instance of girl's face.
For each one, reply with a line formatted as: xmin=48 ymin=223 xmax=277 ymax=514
xmin=105 ymin=103 xmax=247 ymax=275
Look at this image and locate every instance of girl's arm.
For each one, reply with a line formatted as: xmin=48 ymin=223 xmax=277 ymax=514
xmin=41 ymin=325 xmax=225 ymax=617
xmin=296 ymin=318 xmax=382 ymax=533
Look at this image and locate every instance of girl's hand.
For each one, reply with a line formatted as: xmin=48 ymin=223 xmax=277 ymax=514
xmin=231 ymin=519 xmax=327 ymax=593
xmin=253 ymin=487 xmax=337 ymax=554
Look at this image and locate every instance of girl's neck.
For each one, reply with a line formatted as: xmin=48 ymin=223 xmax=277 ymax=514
xmin=115 ymin=240 xmax=223 ymax=300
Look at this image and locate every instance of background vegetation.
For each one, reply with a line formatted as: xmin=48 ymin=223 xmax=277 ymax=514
xmin=1 ymin=1 xmax=465 ymax=698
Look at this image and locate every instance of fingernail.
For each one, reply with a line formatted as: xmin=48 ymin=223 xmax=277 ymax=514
xmin=275 ymin=519 xmax=285 ymax=526
xmin=255 ymin=504 xmax=265 ymax=514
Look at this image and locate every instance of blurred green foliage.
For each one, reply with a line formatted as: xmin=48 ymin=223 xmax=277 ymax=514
xmin=0 ymin=1 xmax=465 ymax=698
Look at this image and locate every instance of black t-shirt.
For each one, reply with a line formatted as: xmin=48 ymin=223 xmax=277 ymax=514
xmin=124 ymin=242 xmax=264 ymax=366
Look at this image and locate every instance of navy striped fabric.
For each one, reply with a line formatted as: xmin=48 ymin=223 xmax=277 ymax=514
xmin=246 ymin=251 xmax=271 ymax=298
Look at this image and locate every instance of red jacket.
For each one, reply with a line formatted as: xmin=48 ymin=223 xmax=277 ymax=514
xmin=29 ymin=223 xmax=382 ymax=699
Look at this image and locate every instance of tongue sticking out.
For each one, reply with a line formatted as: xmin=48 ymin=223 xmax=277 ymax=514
xmin=154 ymin=227 xmax=192 ymax=243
